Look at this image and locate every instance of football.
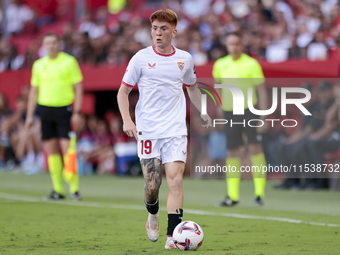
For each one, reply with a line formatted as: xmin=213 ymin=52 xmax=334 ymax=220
xmin=172 ymin=221 xmax=204 ymax=251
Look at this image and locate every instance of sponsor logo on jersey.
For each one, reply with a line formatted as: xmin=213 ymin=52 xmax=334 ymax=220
xmin=148 ymin=63 xmax=156 ymax=69
xmin=182 ymin=150 xmax=187 ymax=155
xmin=177 ymin=62 xmax=185 ymax=71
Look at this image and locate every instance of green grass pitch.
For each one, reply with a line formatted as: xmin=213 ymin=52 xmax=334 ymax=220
xmin=0 ymin=172 xmax=339 ymax=254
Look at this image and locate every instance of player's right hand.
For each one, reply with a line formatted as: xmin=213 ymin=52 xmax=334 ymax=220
xmin=123 ymin=120 xmax=139 ymax=141
xmin=24 ymin=116 xmax=33 ymax=130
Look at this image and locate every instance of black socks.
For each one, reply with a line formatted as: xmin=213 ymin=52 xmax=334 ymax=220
xmin=167 ymin=208 xmax=183 ymax=236
xmin=145 ymin=198 xmax=159 ymax=215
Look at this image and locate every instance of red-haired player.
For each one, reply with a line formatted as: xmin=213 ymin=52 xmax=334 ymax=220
xmin=117 ymin=9 xmax=211 ymax=249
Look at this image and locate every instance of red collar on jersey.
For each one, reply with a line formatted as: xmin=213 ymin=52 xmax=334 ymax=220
xmin=152 ymin=45 xmax=176 ymax=57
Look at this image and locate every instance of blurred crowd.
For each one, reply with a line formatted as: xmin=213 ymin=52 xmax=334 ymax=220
xmin=190 ymin=80 xmax=340 ymax=189
xmin=0 ymin=87 xmax=43 ymax=172
xmin=0 ymin=90 xmax=135 ymax=175
xmin=1 ymin=0 xmax=340 ymax=73
xmin=266 ymin=81 xmax=340 ymax=190
xmin=74 ymin=111 xmax=136 ymax=175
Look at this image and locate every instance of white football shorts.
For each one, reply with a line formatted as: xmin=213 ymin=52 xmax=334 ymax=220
xmin=137 ymin=135 xmax=187 ymax=164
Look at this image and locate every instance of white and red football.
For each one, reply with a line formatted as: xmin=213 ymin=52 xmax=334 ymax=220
xmin=172 ymin=221 xmax=204 ymax=251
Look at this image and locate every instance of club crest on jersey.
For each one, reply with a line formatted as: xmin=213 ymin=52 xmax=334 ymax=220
xmin=148 ymin=63 xmax=156 ymax=69
xmin=177 ymin=62 xmax=185 ymax=71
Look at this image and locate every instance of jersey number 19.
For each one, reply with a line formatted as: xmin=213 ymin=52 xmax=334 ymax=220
xmin=141 ymin=140 xmax=152 ymax=155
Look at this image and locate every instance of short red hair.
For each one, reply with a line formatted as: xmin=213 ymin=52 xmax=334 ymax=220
xmin=150 ymin=9 xmax=178 ymax=27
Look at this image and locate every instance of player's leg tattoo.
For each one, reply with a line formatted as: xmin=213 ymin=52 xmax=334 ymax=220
xmin=141 ymin=158 xmax=162 ymax=203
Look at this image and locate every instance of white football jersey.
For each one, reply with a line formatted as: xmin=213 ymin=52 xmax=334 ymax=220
xmin=122 ymin=45 xmax=196 ymax=139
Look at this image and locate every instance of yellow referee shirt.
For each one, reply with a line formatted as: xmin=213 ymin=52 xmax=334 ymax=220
xmin=31 ymin=52 xmax=83 ymax=107
xmin=212 ymin=54 xmax=264 ymax=111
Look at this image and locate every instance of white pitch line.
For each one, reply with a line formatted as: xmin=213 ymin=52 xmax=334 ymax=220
xmin=0 ymin=192 xmax=339 ymax=228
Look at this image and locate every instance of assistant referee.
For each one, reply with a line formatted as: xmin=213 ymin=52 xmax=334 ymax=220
xmin=213 ymin=32 xmax=268 ymax=206
xmin=25 ymin=33 xmax=83 ymax=200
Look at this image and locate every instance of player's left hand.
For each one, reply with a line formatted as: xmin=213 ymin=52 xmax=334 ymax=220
xmin=71 ymin=113 xmax=81 ymax=130
xmin=201 ymin=114 xmax=212 ymax=128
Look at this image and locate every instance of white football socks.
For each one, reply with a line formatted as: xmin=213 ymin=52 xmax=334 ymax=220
xmin=148 ymin=211 xmax=159 ymax=229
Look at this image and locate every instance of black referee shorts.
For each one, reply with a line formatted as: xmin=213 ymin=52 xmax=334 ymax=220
xmin=38 ymin=105 xmax=72 ymax=141
xmin=224 ymin=109 xmax=262 ymax=150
